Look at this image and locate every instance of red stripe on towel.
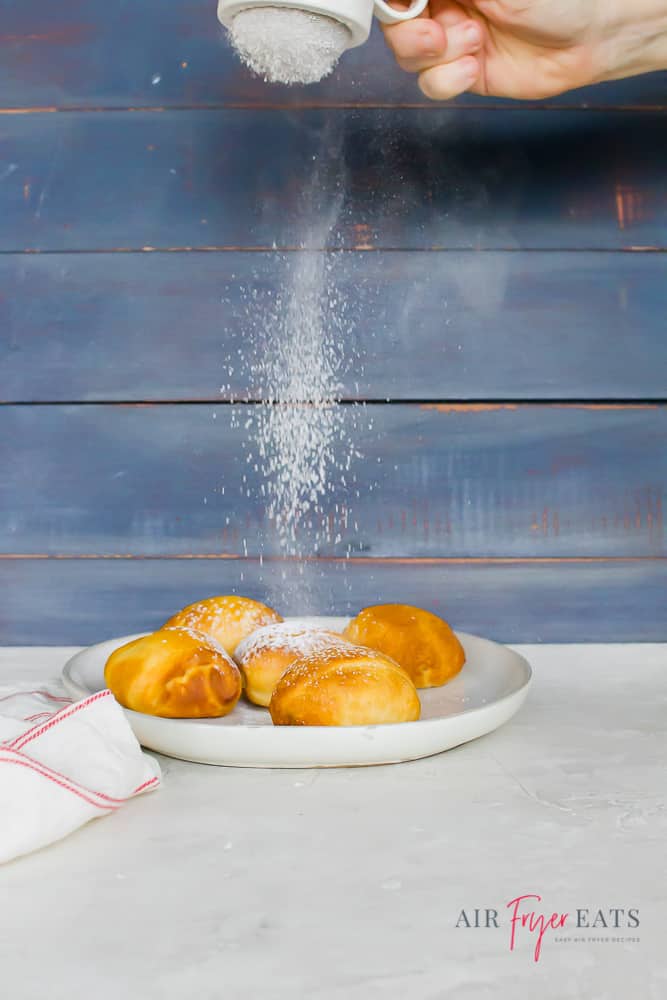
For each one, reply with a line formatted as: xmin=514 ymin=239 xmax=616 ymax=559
xmin=0 ymin=689 xmax=72 ymax=705
xmin=8 ymin=690 xmax=112 ymax=751
xmin=3 ymin=746 xmax=159 ymax=805
xmin=0 ymin=752 xmax=118 ymax=811
xmin=132 ymin=777 xmax=160 ymax=795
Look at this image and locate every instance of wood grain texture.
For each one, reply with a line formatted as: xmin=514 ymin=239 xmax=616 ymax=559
xmin=1 ymin=404 xmax=664 ymax=558
xmin=2 ymin=110 xmax=667 ymax=251
xmin=1 ymin=556 xmax=664 ymax=644
xmin=3 ymin=250 xmax=667 ymax=402
xmin=1 ymin=5 xmax=666 ymax=110
xmin=2 ymin=5 xmax=665 ymax=645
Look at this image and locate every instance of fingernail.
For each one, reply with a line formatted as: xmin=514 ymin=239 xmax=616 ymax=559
xmin=464 ymin=22 xmax=481 ymax=46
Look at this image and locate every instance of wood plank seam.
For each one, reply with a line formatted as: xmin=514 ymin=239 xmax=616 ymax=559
xmin=1 ymin=555 xmax=665 ymax=564
xmin=3 ymin=105 xmax=667 ymax=114
xmin=3 ymin=247 xmax=667 ymax=255
xmin=1 ymin=401 xmax=663 ymax=408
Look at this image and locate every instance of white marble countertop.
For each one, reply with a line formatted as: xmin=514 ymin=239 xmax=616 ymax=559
xmin=1 ymin=644 xmax=665 ymax=999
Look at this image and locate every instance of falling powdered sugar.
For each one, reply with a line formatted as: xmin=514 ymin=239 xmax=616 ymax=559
xmin=237 ymin=242 xmax=370 ymax=602
xmin=249 ymin=250 xmax=355 ymax=544
xmin=226 ymin=126 xmax=374 ymax=609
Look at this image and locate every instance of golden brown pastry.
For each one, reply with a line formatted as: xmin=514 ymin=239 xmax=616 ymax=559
xmin=235 ymin=623 xmax=345 ymax=707
xmin=163 ymin=595 xmax=282 ymax=656
xmin=343 ymin=603 xmax=465 ymax=689
xmin=270 ymin=644 xmax=421 ymax=726
xmin=104 ymin=626 xmax=242 ymax=719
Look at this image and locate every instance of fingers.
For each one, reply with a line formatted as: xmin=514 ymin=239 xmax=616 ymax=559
xmin=438 ymin=19 xmax=482 ymax=66
xmin=382 ymin=19 xmax=447 ymax=73
xmin=384 ymin=17 xmax=481 ymax=74
xmin=382 ymin=3 xmax=483 ymax=100
xmin=418 ymin=54 xmax=481 ymax=99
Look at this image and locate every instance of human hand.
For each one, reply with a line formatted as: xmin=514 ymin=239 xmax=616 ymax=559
xmin=382 ymin=1 xmax=667 ymax=100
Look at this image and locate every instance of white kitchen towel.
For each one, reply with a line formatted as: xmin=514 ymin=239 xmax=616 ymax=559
xmin=0 ymin=684 xmax=161 ymax=864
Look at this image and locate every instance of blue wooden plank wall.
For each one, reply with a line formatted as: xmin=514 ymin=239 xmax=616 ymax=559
xmin=1 ymin=3 xmax=666 ymax=643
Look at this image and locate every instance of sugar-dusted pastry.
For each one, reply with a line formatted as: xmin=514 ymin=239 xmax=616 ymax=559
xmin=163 ymin=595 xmax=282 ymax=656
xmin=270 ymin=644 xmax=421 ymax=726
xmin=343 ymin=604 xmax=465 ymax=689
xmin=104 ymin=626 xmax=242 ymax=719
xmin=235 ymin=622 xmax=346 ymax=707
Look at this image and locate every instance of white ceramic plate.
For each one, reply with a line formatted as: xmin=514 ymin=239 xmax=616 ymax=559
xmin=61 ymin=617 xmax=531 ymax=768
